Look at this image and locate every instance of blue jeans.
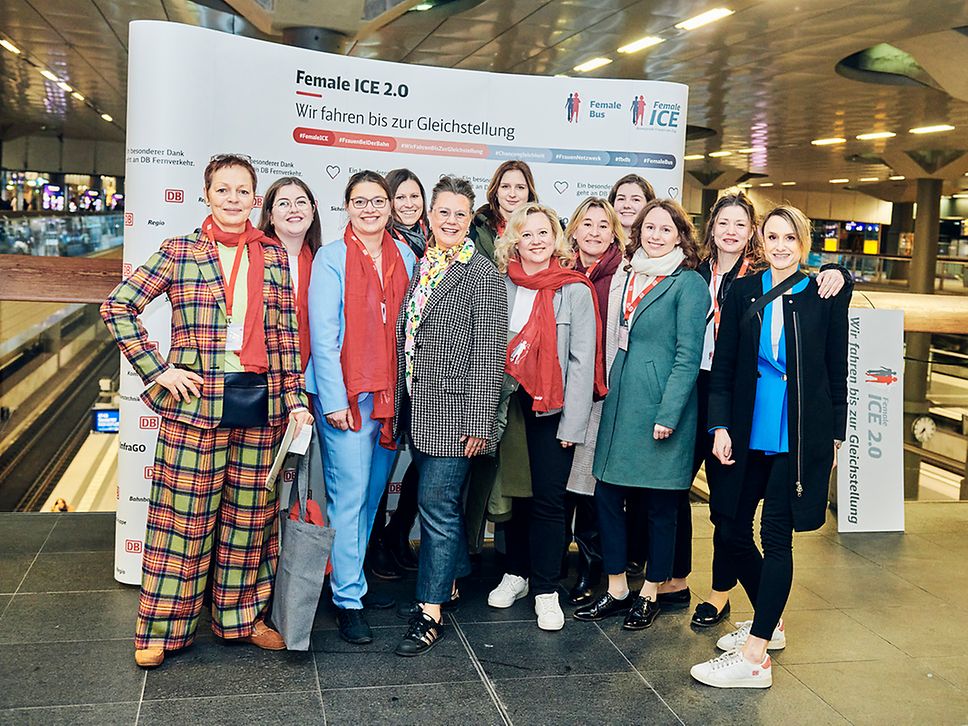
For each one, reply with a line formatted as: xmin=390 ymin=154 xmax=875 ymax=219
xmin=412 ymin=447 xmax=472 ymax=604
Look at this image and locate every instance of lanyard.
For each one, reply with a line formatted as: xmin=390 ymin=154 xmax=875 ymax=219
xmin=210 ymin=236 xmax=247 ymax=321
xmin=711 ymin=257 xmax=750 ymax=336
xmin=623 ymin=272 xmax=665 ymax=323
xmin=350 ymin=231 xmax=396 ymax=323
xmin=584 ymin=259 xmax=600 ymax=279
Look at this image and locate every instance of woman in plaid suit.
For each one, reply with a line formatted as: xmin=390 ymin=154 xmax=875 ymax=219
xmin=392 ymin=176 xmax=508 ymax=657
xmin=101 ymin=154 xmax=313 ymax=668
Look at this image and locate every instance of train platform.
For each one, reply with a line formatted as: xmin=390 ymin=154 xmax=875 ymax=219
xmin=2 ymin=503 xmax=967 ymax=725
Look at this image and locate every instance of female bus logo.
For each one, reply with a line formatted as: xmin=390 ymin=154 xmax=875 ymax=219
xmin=565 ymin=92 xmax=581 ymax=123
xmin=866 ymin=366 xmax=898 ymax=385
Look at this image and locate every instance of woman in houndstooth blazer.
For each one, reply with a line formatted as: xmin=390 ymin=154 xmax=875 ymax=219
xmin=392 ymin=176 xmax=508 ymax=657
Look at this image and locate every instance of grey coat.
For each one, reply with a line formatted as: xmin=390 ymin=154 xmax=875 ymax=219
xmin=503 ymin=277 xmax=597 ymax=444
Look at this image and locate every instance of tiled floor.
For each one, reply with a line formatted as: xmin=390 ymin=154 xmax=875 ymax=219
xmin=2 ymin=504 xmax=968 ymax=725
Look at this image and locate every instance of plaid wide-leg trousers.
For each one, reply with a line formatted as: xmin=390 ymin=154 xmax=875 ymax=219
xmin=135 ymin=417 xmax=284 ymax=650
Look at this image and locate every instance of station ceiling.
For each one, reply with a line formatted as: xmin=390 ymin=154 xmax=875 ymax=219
xmin=2 ymin=0 xmax=968 ymax=196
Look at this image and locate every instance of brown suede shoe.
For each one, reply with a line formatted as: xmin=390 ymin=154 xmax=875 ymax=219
xmin=134 ymin=647 xmax=164 ymax=668
xmin=243 ymin=620 xmax=286 ymax=650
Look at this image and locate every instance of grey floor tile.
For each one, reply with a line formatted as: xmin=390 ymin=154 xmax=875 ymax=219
xmin=842 ymin=604 xmax=968 ymax=658
xmin=902 ymin=502 xmax=968 ymax=534
xmin=139 ymin=691 xmax=323 ymax=726
xmin=791 ymin=535 xmax=875 ymax=569
xmin=0 ymin=591 xmax=137 ymax=644
xmin=649 ymin=664 xmax=849 ymax=725
xmin=832 ymin=531 xmax=948 ymax=568
xmin=447 ymin=576 xmax=542 ymax=625
xmin=459 ymin=620 xmax=633 ymax=680
xmin=0 ymin=702 xmax=137 ymax=725
xmin=0 ymin=555 xmax=33 ymax=594
xmin=890 ymin=568 xmax=968 ymax=607
xmin=915 ymin=655 xmax=968 ymax=692
xmin=18 ymin=552 xmax=126 ymax=593
xmin=686 ymin=571 xmax=832 ymax=613
xmin=0 ymin=515 xmax=56 ymax=555
xmin=495 ymin=672 xmax=680 ymax=725
xmin=788 ymin=657 xmax=968 ymax=726
xmin=794 ymin=563 xmax=944 ymax=610
xmin=143 ymin=638 xmax=317 ymax=700
xmin=311 ymin=621 xmax=479 ymax=689
xmin=323 ymin=680 xmax=500 ymax=725
xmin=0 ymin=640 xmax=144 ymax=709
xmin=41 ymin=513 xmax=116 ymax=552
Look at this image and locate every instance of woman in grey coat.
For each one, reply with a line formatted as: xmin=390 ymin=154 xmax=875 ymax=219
xmin=485 ymin=203 xmax=605 ymax=632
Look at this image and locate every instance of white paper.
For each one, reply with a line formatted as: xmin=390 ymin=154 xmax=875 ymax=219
xmin=288 ymin=421 xmax=312 ymax=455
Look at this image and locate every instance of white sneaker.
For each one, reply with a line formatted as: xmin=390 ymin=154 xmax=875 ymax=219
xmin=534 ymin=593 xmax=565 ymax=631
xmin=690 ymin=649 xmax=773 ymax=689
xmin=487 ymin=574 xmax=529 ymax=608
xmin=716 ymin=619 xmax=786 ymax=652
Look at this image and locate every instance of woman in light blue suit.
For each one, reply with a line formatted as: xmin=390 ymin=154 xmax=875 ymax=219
xmin=307 ymin=170 xmax=416 ymax=646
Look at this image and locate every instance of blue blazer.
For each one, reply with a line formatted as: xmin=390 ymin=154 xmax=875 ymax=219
xmin=305 ymin=237 xmax=416 ymax=414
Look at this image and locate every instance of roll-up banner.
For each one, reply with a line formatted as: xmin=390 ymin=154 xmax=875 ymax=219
xmin=836 ymin=309 xmax=905 ymax=533
xmin=115 ymin=20 xmax=688 ymax=583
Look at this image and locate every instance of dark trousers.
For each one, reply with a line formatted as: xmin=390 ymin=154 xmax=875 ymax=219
xmin=505 ymin=392 xmax=575 ymax=596
xmin=596 ymin=480 xmax=680 ymax=583
xmin=626 ymin=489 xmax=692 ymax=579
xmin=718 ymin=451 xmax=795 ymax=640
xmin=565 ymin=491 xmax=602 ymax=575
xmin=371 ymin=460 xmax=419 ymax=546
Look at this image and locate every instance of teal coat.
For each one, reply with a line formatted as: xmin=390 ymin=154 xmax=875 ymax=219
xmin=593 ymin=266 xmax=709 ymax=489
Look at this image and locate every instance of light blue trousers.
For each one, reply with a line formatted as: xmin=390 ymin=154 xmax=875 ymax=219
xmin=314 ymin=392 xmax=397 ymax=610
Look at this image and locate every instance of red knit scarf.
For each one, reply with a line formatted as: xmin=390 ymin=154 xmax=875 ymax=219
xmin=506 ymin=258 xmax=608 ymax=413
xmin=295 ymin=244 xmax=313 ymax=372
xmin=340 ymin=224 xmax=409 ymax=448
xmin=576 ymin=242 xmax=622 ymax=349
xmin=203 ymin=215 xmax=270 ymax=374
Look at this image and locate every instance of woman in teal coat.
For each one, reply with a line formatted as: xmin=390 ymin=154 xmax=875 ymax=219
xmin=575 ymin=198 xmax=708 ymax=631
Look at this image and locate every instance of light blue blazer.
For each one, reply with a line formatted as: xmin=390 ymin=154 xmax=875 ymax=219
xmin=305 ymin=237 xmax=417 ymax=414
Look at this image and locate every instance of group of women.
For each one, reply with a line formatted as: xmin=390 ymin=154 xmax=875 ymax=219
xmin=101 ymin=153 xmax=850 ymax=690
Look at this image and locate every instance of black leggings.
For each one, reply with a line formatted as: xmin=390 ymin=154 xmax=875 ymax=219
xmin=716 ymin=451 xmax=795 ymax=640
xmin=371 ymin=460 xmax=419 ymax=546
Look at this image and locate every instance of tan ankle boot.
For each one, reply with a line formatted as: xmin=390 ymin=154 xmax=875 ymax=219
xmin=135 ymin=646 xmax=164 ymax=668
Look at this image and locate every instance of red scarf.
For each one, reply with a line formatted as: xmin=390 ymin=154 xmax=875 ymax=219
xmin=340 ymin=224 xmax=409 ymax=449
xmin=506 ymin=258 xmax=608 ymax=413
xmin=203 ymin=215 xmax=271 ymax=374
xmin=295 ymin=244 xmax=313 ymax=372
xmin=576 ymin=242 xmax=622 ymax=348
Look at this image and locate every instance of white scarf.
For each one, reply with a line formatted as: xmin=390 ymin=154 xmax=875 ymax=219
xmin=629 ymin=245 xmax=685 ymax=277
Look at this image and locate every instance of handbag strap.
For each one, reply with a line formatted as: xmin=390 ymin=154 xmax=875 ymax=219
xmin=294 ymin=430 xmax=312 ymax=522
xmin=742 ymin=270 xmax=806 ymax=325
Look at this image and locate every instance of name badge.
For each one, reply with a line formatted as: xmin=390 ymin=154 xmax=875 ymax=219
xmin=226 ymin=322 xmax=244 ymax=352
xmin=618 ymin=324 xmax=629 ymax=351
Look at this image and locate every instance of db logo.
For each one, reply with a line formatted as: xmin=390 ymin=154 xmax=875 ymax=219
xmin=124 ymin=539 xmax=143 ymax=553
xmin=283 ymin=468 xmax=296 ymax=482
xmin=124 ymin=212 xmax=134 ymax=226
xmin=139 ymin=416 xmax=160 ymax=429
xmin=144 ymin=466 xmax=154 ymax=479
xmin=254 ymin=195 xmax=264 ymax=208
xmin=388 ymin=482 xmax=402 ymax=494
xmin=165 ymin=188 xmax=184 ymax=203
xmin=122 ymin=262 xmax=133 ymax=278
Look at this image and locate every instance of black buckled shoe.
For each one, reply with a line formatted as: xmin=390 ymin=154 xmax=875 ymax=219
xmin=573 ymin=591 xmax=633 ymax=621
xmin=396 ymin=588 xmax=461 ymax=620
xmin=622 ymin=596 xmax=660 ymax=630
xmin=656 ymin=587 xmax=691 ymax=609
xmin=691 ymin=600 xmax=731 ymax=628
xmin=394 ymin=611 xmax=443 ymax=657
xmin=337 ymin=608 xmax=373 ymax=645
xmin=567 ymin=573 xmax=599 ymax=607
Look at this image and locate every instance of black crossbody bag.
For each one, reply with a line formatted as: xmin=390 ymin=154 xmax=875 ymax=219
xmin=220 ymin=371 xmax=269 ymax=428
xmin=742 ymin=270 xmax=807 ymax=325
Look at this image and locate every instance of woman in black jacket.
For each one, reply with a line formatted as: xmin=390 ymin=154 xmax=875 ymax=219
xmin=690 ymin=205 xmax=849 ymax=689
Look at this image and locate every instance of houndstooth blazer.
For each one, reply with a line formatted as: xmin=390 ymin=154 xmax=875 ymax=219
xmin=393 ymin=249 xmax=508 ymax=458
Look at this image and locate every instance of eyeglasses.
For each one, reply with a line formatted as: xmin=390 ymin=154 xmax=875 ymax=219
xmin=209 ymin=153 xmax=253 ymax=162
xmin=349 ymin=196 xmax=389 ymax=210
xmin=432 ymin=208 xmax=470 ymax=222
xmin=274 ymin=197 xmax=312 ymax=212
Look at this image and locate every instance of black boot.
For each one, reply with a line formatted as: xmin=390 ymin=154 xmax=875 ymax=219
xmin=390 ymin=529 xmax=419 ymax=571
xmin=568 ymin=524 xmax=603 ymax=606
xmin=367 ymin=538 xmax=403 ymax=581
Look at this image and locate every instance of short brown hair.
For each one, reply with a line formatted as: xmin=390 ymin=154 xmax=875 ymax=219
xmin=204 ymin=153 xmax=257 ymax=191
xmin=607 ymin=174 xmax=656 ymax=206
xmin=628 ymin=198 xmax=701 ymax=270
xmin=258 ymin=176 xmax=322 ymax=254
xmin=479 ymin=160 xmax=538 ymax=228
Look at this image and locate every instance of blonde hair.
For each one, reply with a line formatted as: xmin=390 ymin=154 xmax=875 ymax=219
xmin=564 ymin=197 xmax=628 ymax=255
xmin=761 ymin=204 xmax=812 ymax=265
xmin=495 ymin=203 xmax=575 ymax=273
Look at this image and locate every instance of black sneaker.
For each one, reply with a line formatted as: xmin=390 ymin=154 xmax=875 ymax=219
xmin=394 ymin=611 xmax=443 ymax=657
xmin=337 ymin=609 xmax=372 ymax=645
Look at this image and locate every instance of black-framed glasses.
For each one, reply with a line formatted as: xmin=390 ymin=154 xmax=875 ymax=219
xmin=349 ymin=196 xmax=389 ymax=210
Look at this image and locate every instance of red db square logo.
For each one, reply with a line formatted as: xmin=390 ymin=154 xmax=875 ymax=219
xmin=144 ymin=466 xmax=154 ymax=479
xmin=122 ymin=262 xmax=133 ymax=278
xmin=124 ymin=212 xmax=134 ymax=227
xmin=283 ymin=468 xmax=296 ymax=483
xmin=254 ymin=195 xmax=264 ymax=208
xmin=139 ymin=416 xmax=160 ymax=429
xmin=125 ymin=539 xmax=143 ymax=553
xmin=164 ymin=188 xmax=184 ymax=203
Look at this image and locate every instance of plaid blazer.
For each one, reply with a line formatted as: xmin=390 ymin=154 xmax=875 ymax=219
xmin=101 ymin=232 xmax=308 ymax=429
xmin=393 ymin=250 xmax=508 ymax=458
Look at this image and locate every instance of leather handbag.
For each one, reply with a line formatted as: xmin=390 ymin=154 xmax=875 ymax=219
xmin=220 ymin=371 xmax=269 ymax=428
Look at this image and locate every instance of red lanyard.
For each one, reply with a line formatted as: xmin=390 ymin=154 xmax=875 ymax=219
xmin=350 ymin=231 xmax=396 ymax=323
xmin=623 ymin=273 xmax=665 ymax=323
xmin=711 ymin=257 xmax=750 ymax=336
xmin=209 ymin=234 xmax=247 ymax=321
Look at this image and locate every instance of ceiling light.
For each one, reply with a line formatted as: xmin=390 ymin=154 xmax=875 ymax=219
xmin=781 ymin=181 xmax=796 ymax=186
xmin=889 ymin=175 xmax=905 ymax=180
xmin=71 ymin=91 xmax=84 ymax=101
xmin=759 ymin=182 xmax=774 ymax=187
xmin=829 ymin=178 xmax=849 ymax=184
xmin=953 ymin=193 xmax=968 ymax=199
xmin=708 ymin=150 xmax=732 ymax=157
xmin=683 ymin=154 xmax=705 ymax=160
xmin=412 ymin=3 xmax=433 ymax=10
xmin=856 ymin=131 xmax=896 ymax=141
xmin=100 ymin=113 xmax=113 ymax=122
xmin=618 ymin=36 xmax=664 ymax=54
xmin=573 ymin=57 xmax=612 ymax=72
xmin=57 ymin=81 xmax=72 ymax=93
xmin=859 ymin=177 xmax=880 ymax=182
xmin=737 ymin=182 xmax=753 ymax=188
xmin=0 ymin=39 xmax=20 ymax=55
xmin=737 ymin=147 xmax=764 ymax=154
xmin=39 ymin=69 xmax=59 ymax=82
xmin=675 ymin=7 xmax=734 ymax=31
xmin=811 ymin=137 xmax=846 ymax=146
xmin=909 ymin=124 xmax=954 ymax=134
